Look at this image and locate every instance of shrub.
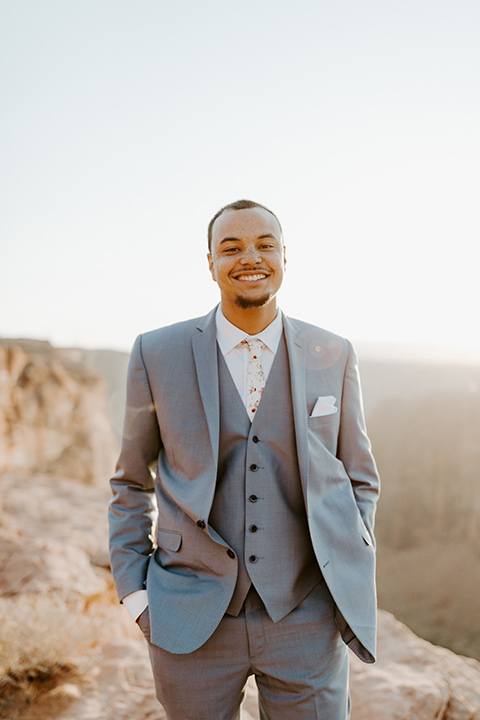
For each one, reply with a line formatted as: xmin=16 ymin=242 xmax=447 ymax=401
xmin=0 ymin=587 xmax=115 ymax=716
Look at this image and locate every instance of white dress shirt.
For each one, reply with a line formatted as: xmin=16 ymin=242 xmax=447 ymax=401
xmin=123 ymin=306 xmax=283 ymax=622
xmin=215 ymin=305 xmax=283 ymax=402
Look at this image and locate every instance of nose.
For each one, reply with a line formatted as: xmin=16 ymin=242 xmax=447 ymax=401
xmin=240 ymin=245 xmax=262 ymax=264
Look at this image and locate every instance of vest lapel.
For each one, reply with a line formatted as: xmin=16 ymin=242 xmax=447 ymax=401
xmin=283 ymin=315 xmax=309 ymax=494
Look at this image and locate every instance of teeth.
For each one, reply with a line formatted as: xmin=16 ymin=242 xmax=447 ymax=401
xmin=237 ymin=274 xmax=266 ymax=282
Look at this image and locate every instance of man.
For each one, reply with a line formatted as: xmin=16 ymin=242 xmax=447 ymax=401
xmin=108 ymin=199 xmax=380 ymax=720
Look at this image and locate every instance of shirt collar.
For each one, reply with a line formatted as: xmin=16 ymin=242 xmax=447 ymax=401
xmin=215 ymin=306 xmax=283 ymax=357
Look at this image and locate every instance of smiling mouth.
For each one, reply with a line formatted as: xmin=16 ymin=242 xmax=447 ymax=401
xmin=234 ymin=273 xmax=268 ymax=282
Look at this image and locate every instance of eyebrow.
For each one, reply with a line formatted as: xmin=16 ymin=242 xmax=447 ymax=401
xmin=218 ymin=233 xmax=277 ymax=245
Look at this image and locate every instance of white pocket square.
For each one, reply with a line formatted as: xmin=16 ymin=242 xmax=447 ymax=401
xmin=311 ymin=395 xmax=338 ymax=417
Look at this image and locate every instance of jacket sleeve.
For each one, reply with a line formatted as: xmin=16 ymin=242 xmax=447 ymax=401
xmin=108 ymin=334 xmax=161 ymax=602
xmin=337 ymin=341 xmax=380 ymax=542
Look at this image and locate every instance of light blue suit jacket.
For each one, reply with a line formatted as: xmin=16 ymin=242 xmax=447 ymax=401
xmin=108 ymin=307 xmax=380 ymax=662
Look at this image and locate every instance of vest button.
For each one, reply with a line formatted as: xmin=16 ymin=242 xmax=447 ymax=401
xmin=196 ymin=520 xmax=206 ymax=529
xmin=252 ymin=435 xmax=259 ymax=443
xmin=249 ymin=495 xmax=258 ymax=503
xmin=227 ymin=549 xmax=235 ymax=559
xmin=249 ymin=555 xmax=258 ymax=563
xmin=250 ymin=464 xmax=258 ymax=472
xmin=249 ymin=525 xmax=258 ymax=533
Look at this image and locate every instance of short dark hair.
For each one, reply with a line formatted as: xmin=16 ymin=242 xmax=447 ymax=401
xmin=207 ymin=199 xmax=283 ymax=252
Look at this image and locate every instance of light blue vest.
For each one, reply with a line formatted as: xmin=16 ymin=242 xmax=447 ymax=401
xmin=209 ymin=333 xmax=322 ymax=622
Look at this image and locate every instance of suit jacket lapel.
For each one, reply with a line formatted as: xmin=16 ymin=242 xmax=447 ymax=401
xmin=283 ymin=314 xmax=309 ymax=493
xmin=192 ymin=307 xmax=220 ymax=471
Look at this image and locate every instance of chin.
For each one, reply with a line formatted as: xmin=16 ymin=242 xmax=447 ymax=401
xmin=235 ymin=293 xmax=272 ymax=310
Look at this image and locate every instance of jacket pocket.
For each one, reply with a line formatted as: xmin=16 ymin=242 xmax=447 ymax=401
xmin=157 ymin=529 xmax=182 ymax=552
xmin=307 ymin=413 xmax=338 ymax=427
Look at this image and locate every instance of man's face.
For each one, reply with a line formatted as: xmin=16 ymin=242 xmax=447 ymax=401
xmin=208 ymin=207 xmax=286 ymax=315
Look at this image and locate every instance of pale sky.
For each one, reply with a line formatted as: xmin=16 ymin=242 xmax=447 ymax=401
xmin=1 ymin=0 xmax=479 ymax=361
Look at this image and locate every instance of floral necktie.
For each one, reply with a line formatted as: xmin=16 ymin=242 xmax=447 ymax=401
xmin=242 ymin=338 xmax=266 ymax=421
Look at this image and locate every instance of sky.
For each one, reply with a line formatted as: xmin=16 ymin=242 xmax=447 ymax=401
xmin=1 ymin=0 xmax=479 ymax=362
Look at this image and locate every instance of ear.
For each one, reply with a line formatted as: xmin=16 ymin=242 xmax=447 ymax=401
xmin=283 ymin=245 xmax=287 ymax=270
xmin=207 ymin=253 xmax=216 ymax=281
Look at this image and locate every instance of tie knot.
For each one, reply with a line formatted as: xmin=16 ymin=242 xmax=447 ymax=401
xmin=242 ymin=338 xmax=265 ymax=358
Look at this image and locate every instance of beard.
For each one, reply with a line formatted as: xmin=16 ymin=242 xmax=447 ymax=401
xmin=235 ymin=292 xmax=272 ymax=309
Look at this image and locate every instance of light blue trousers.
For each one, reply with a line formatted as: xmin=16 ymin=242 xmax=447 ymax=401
xmin=139 ymin=580 xmax=350 ymax=720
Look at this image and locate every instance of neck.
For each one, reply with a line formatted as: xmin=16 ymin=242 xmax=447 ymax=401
xmin=220 ymin=301 xmax=278 ymax=335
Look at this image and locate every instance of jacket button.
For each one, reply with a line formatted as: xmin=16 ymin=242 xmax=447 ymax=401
xmin=197 ymin=520 xmax=206 ymax=529
xmin=249 ymin=555 xmax=258 ymax=563
xmin=252 ymin=435 xmax=259 ymax=443
xmin=250 ymin=464 xmax=258 ymax=472
xmin=249 ymin=524 xmax=258 ymax=533
xmin=249 ymin=495 xmax=258 ymax=503
xmin=227 ymin=549 xmax=235 ymax=559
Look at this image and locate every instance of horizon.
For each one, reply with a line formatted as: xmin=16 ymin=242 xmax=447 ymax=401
xmin=2 ymin=332 xmax=480 ymax=368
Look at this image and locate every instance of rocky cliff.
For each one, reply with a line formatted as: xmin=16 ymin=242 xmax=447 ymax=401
xmin=1 ymin=472 xmax=479 ymax=720
xmin=0 ymin=339 xmax=118 ymax=484
xmin=1 ymin=337 xmax=479 ymax=718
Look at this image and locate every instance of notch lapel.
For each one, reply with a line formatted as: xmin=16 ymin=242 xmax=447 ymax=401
xmin=192 ymin=308 xmax=220 ymax=472
xmin=283 ymin=315 xmax=309 ymax=493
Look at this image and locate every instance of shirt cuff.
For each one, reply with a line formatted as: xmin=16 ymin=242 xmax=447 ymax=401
xmin=123 ymin=590 xmax=149 ymax=621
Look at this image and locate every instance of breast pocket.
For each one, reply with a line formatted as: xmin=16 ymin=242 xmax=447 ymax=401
xmin=307 ymin=413 xmax=339 ymax=427
xmin=307 ymin=413 xmax=339 ymax=455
